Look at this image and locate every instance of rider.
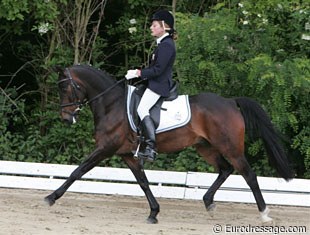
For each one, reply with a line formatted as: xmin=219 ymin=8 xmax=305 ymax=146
xmin=125 ymin=10 xmax=177 ymax=162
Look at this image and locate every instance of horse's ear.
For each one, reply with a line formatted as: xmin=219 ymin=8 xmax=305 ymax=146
xmin=52 ymin=65 xmax=64 ymax=74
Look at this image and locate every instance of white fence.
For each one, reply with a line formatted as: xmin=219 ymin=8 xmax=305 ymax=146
xmin=0 ymin=160 xmax=309 ymax=207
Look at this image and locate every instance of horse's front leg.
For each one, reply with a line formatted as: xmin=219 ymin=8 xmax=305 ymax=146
xmin=123 ymin=156 xmax=160 ymax=224
xmin=45 ymin=147 xmax=111 ymax=206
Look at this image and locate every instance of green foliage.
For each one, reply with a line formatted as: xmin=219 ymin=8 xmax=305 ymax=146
xmin=0 ymin=87 xmax=28 ymax=161
xmin=176 ymin=10 xmax=243 ymax=95
xmin=0 ymin=0 xmax=66 ymax=35
xmin=0 ymin=101 xmax=95 ymax=164
xmin=0 ymin=0 xmax=29 ymax=21
xmin=1 ymin=0 xmax=106 ymax=165
xmin=38 ymin=108 xmax=95 ymax=164
xmin=1 ymin=63 xmax=96 ymax=166
xmin=143 ymin=148 xmax=215 ymax=173
xmin=105 ymin=7 xmax=154 ymax=76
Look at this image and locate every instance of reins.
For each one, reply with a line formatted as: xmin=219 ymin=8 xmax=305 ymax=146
xmin=85 ymin=78 xmax=126 ymax=105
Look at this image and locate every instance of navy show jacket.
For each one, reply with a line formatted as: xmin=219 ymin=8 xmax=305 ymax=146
xmin=141 ymin=35 xmax=176 ymax=97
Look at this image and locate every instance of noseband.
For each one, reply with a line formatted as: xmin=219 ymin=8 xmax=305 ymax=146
xmin=58 ymin=68 xmax=125 ymax=120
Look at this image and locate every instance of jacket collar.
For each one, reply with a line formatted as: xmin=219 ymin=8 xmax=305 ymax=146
xmin=156 ymin=33 xmax=170 ymax=45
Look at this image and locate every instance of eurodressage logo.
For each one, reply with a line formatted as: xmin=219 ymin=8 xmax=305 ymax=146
xmin=212 ymin=224 xmax=307 ymax=234
xmin=174 ymin=111 xmax=181 ymax=121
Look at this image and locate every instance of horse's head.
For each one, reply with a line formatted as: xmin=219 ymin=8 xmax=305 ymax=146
xmin=54 ymin=66 xmax=86 ymax=125
xmin=54 ymin=64 xmax=125 ymax=125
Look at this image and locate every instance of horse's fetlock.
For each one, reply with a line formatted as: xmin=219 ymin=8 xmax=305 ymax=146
xmin=203 ymin=196 xmax=214 ymax=209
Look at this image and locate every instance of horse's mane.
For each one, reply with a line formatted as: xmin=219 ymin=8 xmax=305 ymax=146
xmin=72 ymin=64 xmax=117 ymax=84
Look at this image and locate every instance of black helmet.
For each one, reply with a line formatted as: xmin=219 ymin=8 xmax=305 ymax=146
xmin=151 ymin=10 xmax=174 ymax=31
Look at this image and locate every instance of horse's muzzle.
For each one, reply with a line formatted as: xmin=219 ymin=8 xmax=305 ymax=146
xmin=61 ymin=109 xmax=80 ymax=125
xmin=62 ymin=117 xmax=74 ymax=125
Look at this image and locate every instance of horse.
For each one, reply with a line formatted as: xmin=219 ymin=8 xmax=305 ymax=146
xmin=45 ymin=64 xmax=293 ymax=224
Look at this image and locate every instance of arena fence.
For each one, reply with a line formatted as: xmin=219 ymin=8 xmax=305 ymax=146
xmin=0 ymin=160 xmax=309 ymax=207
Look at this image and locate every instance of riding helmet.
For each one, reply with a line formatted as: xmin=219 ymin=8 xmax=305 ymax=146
xmin=151 ymin=10 xmax=174 ymax=31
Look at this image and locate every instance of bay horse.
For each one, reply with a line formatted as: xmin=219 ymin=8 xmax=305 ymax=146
xmin=45 ymin=64 xmax=293 ymax=224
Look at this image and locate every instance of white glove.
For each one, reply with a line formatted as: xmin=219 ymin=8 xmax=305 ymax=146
xmin=125 ymin=69 xmax=139 ymax=80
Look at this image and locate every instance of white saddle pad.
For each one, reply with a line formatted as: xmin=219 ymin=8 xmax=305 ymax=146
xmin=126 ymin=85 xmax=191 ymax=134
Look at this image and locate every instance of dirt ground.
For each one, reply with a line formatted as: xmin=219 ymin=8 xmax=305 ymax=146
xmin=0 ymin=188 xmax=309 ymax=235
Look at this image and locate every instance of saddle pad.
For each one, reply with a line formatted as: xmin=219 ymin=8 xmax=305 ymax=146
xmin=126 ymin=85 xmax=191 ymax=134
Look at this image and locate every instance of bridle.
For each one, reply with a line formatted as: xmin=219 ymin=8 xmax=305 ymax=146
xmin=57 ymin=68 xmax=125 ymax=122
xmin=58 ymin=68 xmax=83 ymax=107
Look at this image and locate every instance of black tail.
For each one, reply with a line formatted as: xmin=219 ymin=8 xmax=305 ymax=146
xmin=235 ymin=97 xmax=294 ymax=181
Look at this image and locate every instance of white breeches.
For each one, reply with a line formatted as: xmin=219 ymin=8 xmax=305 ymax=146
xmin=137 ymin=88 xmax=161 ymax=120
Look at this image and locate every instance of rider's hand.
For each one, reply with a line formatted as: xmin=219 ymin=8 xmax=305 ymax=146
xmin=125 ymin=69 xmax=139 ymax=80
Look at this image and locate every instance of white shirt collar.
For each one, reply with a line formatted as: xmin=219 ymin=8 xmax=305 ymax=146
xmin=156 ymin=33 xmax=169 ymax=44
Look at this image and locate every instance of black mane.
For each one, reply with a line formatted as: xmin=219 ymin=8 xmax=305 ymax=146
xmin=72 ymin=64 xmax=117 ymax=85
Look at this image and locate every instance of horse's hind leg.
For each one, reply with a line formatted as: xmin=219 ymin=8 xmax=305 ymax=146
xmin=230 ymin=156 xmax=272 ymax=223
xmin=195 ymin=144 xmax=233 ymax=216
xmin=123 ymin=156 xmax=160 ymax=224
xmin=204 ymin=159 xmax=233 ymax=216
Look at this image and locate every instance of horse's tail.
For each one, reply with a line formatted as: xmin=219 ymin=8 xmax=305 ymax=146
xmin=234 ymin=97 xmax=294 ymax=181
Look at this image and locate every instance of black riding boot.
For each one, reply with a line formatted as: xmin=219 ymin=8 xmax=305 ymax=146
xmin=138 ymin=116 xmax=157 ymax=162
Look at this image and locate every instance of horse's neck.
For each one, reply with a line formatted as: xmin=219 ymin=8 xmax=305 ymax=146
xmin=77 ymin=67 xmax=126 ymax=128
xmin=84 ymin=75 xmax=122 ymax=105
xmin=89 ymin=86 xmax=125 ymax=125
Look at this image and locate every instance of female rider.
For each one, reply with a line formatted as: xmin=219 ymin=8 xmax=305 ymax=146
xmin=125 ymin=10 xmax=176 ymax=162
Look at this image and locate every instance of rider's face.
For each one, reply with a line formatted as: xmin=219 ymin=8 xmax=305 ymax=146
xmin=150 ymin=21 xmax=165 ymax=38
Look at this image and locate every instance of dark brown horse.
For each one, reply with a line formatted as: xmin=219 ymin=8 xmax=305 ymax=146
xmin=45 ymin=64 xmax=293 ymax=223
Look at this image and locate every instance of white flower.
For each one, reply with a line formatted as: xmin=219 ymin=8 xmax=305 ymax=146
xmin=129 ymin=19 xmax=137 ymax=24
xmin=257 ymin=14 xmax=262 ymax=18
xmin=242 ymin=10 xmax=248 ymax=15
xmin=301 ymin=34 xmax=310 ymax=41
xmin=128 ymin=27 xmax=137 ymax=34
xmin=243 ymin=20 xmax=249 ymax=25
xmin=262 ymin=18 xmax=268 ymax=24
xmin=38 ymin=22 xmax=50 ymax=35
xmin=238 ymin=3 xmax=243 ymax=8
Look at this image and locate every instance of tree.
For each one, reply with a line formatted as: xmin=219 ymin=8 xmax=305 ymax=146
xmin=0 ymin=0 xmax=108 ymax=163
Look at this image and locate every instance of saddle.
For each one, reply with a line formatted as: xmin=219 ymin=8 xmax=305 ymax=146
xmin=129 ymin=82 xmax=178 ymax=129
xmin=126 ymin=84 xmax=191 ymax=134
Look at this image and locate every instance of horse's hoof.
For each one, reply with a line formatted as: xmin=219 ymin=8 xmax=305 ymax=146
xmin=206 ymin=203 xmax=216 ymax=217
xmin=262 ymin=218 xmax=274 ymax=225
xmin=260 ymin=207 xmax=273 ymax=223
xmin=44 ymin=195 xmax=55 ymax=206
xmin=147 ymin=216 xmax=158 ymax=224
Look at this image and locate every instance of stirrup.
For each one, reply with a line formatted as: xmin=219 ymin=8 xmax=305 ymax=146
xmin=138 ymin=147 xmax=157 ymax=162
